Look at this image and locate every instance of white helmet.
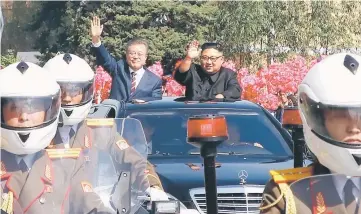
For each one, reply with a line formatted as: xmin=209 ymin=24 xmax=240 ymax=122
xmin=43 ymin=53 xmax=95 ymax=126
xmin=298 ymin=53 xmax=361 ymax=176
xmin=0 ymin=61 xmax=61 ymax=155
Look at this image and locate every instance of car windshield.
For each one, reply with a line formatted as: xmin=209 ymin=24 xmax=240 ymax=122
xmin=127 ymin=108 xmax=292 ymax=157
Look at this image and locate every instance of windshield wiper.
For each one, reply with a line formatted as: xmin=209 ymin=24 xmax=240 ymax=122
xmin=230 ymin=153 xmax=293 ymax=158
xmin=151 ymin=152 xmax=171 ymax=156
xmin=189 ymin=151 xmax=292 ymax=158
xmin=189 ymin=151 xmax=231 ymax=155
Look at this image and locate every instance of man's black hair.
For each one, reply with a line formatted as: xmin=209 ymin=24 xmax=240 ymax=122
xmin=201 ymin=42 xmax=223 ymax=53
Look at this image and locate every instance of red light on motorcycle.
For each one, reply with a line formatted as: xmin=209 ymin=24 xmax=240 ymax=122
xmin=187 ymin=114 xmax=228 ymax=143
xmin=282 ymin=107 xmax=302 ymax=126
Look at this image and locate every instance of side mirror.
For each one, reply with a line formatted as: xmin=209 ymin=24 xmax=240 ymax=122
xmin=88 ymin=99 xmax=122 ymax=119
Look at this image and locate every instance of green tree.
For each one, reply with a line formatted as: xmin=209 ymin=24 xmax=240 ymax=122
xmin=1 ymin=1 xmax=41 ymax=53
xmin=28 ymin=1 xmax=217 ymax=66
xmin=1 ymin=50 xmax=18 ymax=67
xmin=213 ymin=1 xmax=361 ymax=67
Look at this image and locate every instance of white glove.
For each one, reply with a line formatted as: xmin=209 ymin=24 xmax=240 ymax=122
xmin=146 ymin=187 xmax=169 ymax=201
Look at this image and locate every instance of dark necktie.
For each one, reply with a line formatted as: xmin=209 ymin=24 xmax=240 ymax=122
xmin=69 ymin=128 xmax=75 ymax=139
xmin=131 ymin=72 xmax=136 ymax=95
xmin=344 ymin=179 xmax=358 ymax=214
xmin=19 ymin=159 xmax=28 ymax=173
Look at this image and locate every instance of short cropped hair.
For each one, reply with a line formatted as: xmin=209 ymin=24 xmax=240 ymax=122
xmin=201 ymin=42 xmax=223 ymax=54
xmin=125 ymin=37 xmax=149 ymax=53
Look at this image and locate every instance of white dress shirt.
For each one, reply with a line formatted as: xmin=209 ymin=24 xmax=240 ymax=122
xmin=92 ymin=41 xmax=145 ymax=90
xmin=332 ymin=174 xmax=360 ymax=204
xmin=58 ymin=124 xmax=78 ymax=148
xmin=130 ymin=67 xmax=145 ymax=89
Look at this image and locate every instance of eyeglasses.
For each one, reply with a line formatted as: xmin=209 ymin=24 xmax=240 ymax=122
xmin=200 ymin=56 xmax=223 ymax=62
xmin=127 ymin=51 xmax=146 ymax=58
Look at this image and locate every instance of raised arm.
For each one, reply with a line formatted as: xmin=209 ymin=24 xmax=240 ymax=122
xmin=174 ymin=40 xmax=200 ymax=85
xmin=90 ymin=16 xmax=118 ymax=77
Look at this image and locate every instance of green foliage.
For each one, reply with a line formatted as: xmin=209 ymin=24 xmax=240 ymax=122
xmin=1 ymin=50 xmax=18 ymax=67
xmin=1 ymin=1 xmax=41 ymax=53
xmin=28 ymin=1 xmax=217 ymax=67
xmin=213 ymin=1 xmax=361 ymax=67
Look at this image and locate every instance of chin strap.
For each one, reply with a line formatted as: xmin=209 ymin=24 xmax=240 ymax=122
xmin=352 ymin=154 xmax=361 ymax=165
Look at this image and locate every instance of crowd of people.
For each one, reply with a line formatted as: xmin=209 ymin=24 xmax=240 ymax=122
xmin=2 ymin=14 xmax=361 ymax=214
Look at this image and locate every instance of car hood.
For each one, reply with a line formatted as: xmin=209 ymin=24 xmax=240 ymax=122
xmin=149 ymin=155 xmax=293 ymax=202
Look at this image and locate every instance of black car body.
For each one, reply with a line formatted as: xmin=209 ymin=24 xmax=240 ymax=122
xmin=119 ymin=97 xmax=297 ymax=214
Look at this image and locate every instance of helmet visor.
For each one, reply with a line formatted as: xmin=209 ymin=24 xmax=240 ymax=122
xmin=58 ymin=80 xmax=94 ymax=107
xmin=300 ymin=92 xmax=361 ymax=148
xmin=1 ymin=92 xmax=61 ymax=130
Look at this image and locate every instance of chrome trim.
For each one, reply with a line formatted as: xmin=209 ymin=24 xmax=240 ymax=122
xmin=189 ymin=185 xmax=264 ymax=214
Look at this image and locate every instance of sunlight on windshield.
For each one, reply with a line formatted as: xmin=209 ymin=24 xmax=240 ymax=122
xmin=128 ymin=109 xmax=292 ymax=157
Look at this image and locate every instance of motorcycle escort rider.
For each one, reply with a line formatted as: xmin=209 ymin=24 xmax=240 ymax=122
xmin=259 ymin=53 xmax=361 ymax=213
xmin=0 ymin=61 xmax=111 ymax=213
xmin=42 ymin=53 xmax=168 ymax=201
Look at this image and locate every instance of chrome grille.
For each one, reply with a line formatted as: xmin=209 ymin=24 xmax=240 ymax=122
xmin=189 ymin=185 xmax=264 ymax=214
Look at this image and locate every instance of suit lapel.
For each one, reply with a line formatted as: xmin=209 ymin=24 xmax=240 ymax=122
xmin=1 ymin=150 xmax=25 ymax=200
xmin=48 ymin=130 xmax=65 ymax=149
xmin=50 ymin=123 xmax=84 ymax=149
xmin=18 ymin=151 xmax=53 ymax=212
xmin=124 ymin=60 xmax=132 ymax=96
xmin=132 ymin=70 xmax=150 ymax=98
xmin=70 ymin=122 xmax=88 ymax=148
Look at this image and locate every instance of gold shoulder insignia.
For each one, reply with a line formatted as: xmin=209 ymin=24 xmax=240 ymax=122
xmin=0 ymin=162 xmax=6 ymax=177
xmin=270 ymin=166 xmax=313 ymax=184
xmin=115 ymin=139 xmax=129 ymax=150
xmin=46 ymin=148 xmax=82 ymax=159
xmin=1 ymin=191 xmax=13 ymax=213
xmin=316 ymin=192 xmax=326 ymax=214
xmin=81 ymin=181 xmax=93 ymax=193
xmin=45 ymin=164 xmax=52 ymax=182
xmin=84 ymin=135 xmax=91 ymax=148
xmin=259 ymin=167 xmax=313 ymax=213
xmin=86 ymin=118 xmax=114 ymax=127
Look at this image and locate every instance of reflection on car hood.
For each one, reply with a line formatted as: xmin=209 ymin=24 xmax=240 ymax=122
xmin=149 ymin=155 xmax=293 ymax=203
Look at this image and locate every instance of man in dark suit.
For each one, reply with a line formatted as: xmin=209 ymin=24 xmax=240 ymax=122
xmin=174 ymin=40 xmax=241 ymax=101
xmin=90 ymin=16 xmax=162 ymax=102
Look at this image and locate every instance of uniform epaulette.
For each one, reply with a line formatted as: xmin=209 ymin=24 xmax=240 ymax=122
xmin=86 ymin=118 xmax=114 ymax=127
xmin=270 ymin=166 xmax=313 ymax=184
xmin=46 ymin=148 xmax=82 ymax=159
xmin=1 ymin=191 xmax=13 ymax=213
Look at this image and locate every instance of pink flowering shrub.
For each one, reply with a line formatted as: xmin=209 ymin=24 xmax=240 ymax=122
xmin=94 ymin=55 xmax=327 ymax=110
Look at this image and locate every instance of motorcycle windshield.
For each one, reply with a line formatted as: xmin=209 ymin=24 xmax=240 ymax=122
xmin=289 ymin=173 xmax=360 ymax=214
xmin=117 ymin=118 xmax=148 ymax=158
xmin=12 ymin=118 xmax=148 ymax=214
